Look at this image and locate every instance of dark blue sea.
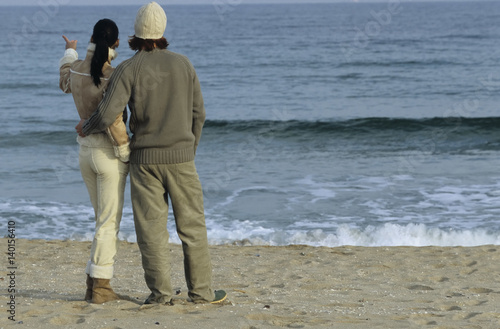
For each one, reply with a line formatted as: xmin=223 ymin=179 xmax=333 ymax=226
xmin=1 ymin=1 xmax=500 ymax=246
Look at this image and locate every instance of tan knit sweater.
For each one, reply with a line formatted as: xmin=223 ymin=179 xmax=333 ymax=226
xmin=82 ymin=48 xmax=206 ymax=164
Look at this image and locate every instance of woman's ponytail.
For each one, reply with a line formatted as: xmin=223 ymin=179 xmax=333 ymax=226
xmin=89 ymin=19 xmax=119 ymax=87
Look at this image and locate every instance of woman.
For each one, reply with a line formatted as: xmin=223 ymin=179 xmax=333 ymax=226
xmin=59 ymin=19 xmax=129 ymax=304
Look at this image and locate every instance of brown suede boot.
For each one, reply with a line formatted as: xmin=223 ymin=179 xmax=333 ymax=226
xmin=85 ymin=274 xmax=93 ymax=302
xmin=91 ymin=278 xmax=119 ymax=304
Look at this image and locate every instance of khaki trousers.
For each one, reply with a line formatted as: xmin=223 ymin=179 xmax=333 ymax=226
xmin=79 ymin=141 xmax=129 ymax=279
xmin=130 ymin=161 xmax=214 ymax=303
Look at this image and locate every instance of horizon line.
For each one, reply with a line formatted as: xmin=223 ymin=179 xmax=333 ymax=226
xmin=0 ymin=0 xmax=493 ymax=6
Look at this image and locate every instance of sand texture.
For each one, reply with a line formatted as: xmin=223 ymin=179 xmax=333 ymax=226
xmin=1 ymin=239 xmax=500 ymax=328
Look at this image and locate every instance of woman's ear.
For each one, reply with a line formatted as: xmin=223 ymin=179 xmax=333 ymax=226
xmin=111 ymin=39 xmax=120 ymax=49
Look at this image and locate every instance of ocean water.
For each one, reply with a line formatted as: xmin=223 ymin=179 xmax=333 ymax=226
xmin=1 ymin=2 xmax=500 ymax=246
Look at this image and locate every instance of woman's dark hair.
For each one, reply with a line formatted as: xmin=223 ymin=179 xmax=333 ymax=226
xmin=128 ymin=36 xmax=168 ymax=52
xmin=90 ymin=19 xmax=119 ymax=87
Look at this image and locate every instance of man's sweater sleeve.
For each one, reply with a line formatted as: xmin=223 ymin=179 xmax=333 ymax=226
xmin=192 ymin=70 xmax=206 ymax=154
xmin=82 ymin=61 xmax=133 ymax=136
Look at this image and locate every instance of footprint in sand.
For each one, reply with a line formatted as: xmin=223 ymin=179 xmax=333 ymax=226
xmin=452 ymin=312 xmax=482 ymax=320
xmin=457 ymin=299 xmax=487 ymax=307
xmin=407 ymin=285 xmax=434 ymax=291
xmin=22 ymin=309 xmax=47 ymax=317
xmin=460 ymin=260 xmax=479 ymax=275
xmin=48 ymin=314 xmax=86 ymax=325
xmin=408 ymin=314 xmax=439 ymax=326
xmin=246 ymin=313 xmax=308 ymax=328
xmin=468 ymin=287 xmax=494 ymax=294
xmin=430 ymin=276 xmax=450 ymax=283
xmin=437 ymin=304 xmax=462 ymax=311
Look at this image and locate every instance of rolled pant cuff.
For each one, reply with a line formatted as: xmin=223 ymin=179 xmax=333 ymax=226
xmin=88 ymin=262 xmax=114 ymax=279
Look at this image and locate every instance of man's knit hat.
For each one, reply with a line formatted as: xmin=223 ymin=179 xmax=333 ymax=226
xmin=134 ymin=2 xmax=167 ymax=40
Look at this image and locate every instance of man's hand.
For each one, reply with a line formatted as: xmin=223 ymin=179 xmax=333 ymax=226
xmin=75 ymin=118 xmax=86 ymax=137
xmin=62 ymin=35 xmax=77 ymax=50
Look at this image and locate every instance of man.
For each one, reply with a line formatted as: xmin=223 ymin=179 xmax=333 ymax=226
xmin=76 ymin=1 xmax=226 ymax=305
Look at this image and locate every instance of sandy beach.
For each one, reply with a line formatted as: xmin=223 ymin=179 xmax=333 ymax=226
xmin=1 ymin=238 xmax=500 ymax=328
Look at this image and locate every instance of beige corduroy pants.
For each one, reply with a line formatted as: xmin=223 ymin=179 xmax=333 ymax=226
xmin=130 ymin=161 xmax=215 ymax=304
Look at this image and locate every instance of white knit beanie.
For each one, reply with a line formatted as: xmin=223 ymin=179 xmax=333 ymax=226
xmin=134 ymin=2 xmax=167 ymax=40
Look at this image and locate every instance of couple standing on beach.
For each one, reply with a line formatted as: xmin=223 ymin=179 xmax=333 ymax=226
xmin=59 ymin=2 xmax=226 ymax=305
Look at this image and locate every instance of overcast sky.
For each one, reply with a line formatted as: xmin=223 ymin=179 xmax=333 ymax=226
xmin=0 ymin=0 xmax=486 ymax=6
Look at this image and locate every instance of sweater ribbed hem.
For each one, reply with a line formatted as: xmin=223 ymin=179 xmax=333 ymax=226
xmin=130 ymin=147 xmax=195 ymax=164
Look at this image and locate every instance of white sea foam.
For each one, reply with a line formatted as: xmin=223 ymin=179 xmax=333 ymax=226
xmin=2 ymin=198 xmax=500 ymax=247
xmin=0 ymin=200 xmax=137 ymax=242
xmin=207 ymin=223 xmax=500 ymax=247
